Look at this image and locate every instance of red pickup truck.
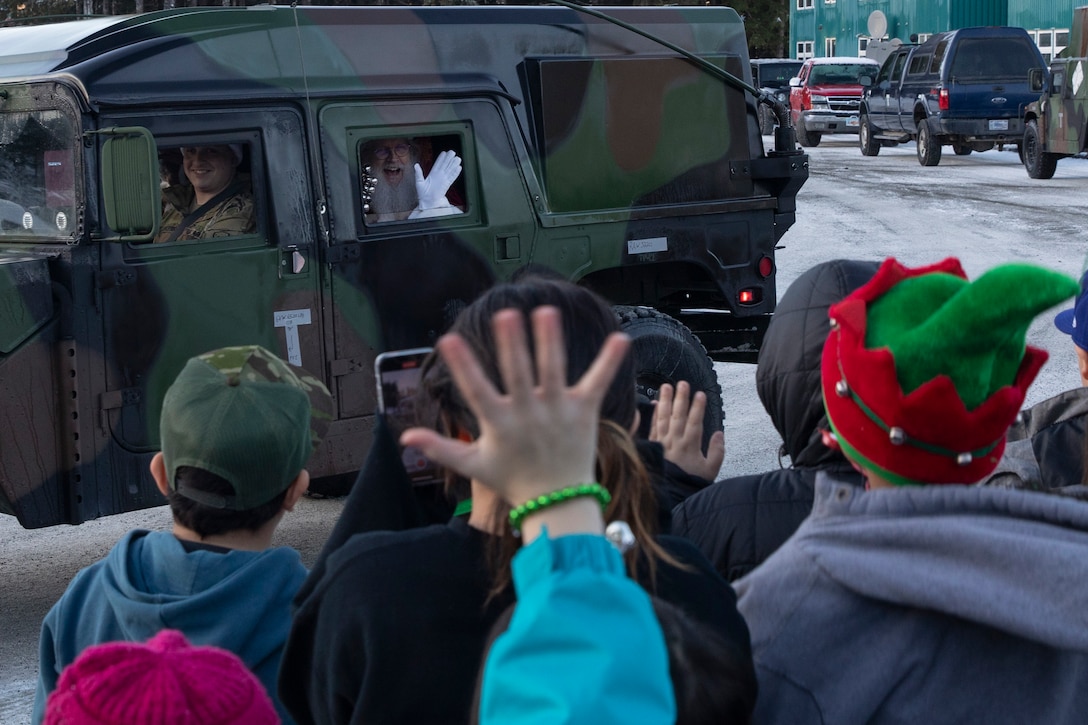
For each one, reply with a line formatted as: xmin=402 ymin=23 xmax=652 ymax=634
xmin=789 ymin=57 xmax=880 ymax=147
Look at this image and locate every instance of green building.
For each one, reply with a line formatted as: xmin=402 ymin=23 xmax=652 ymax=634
xmin=791 ymin=0 xmax=1080 ymax=61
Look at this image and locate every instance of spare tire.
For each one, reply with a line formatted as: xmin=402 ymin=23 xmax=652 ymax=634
xmin=614 ymin=305 xmax=724 ymax=453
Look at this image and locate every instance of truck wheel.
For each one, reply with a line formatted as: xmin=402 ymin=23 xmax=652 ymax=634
xmin=859 ymin=113 xmax=880 ymax=156
xmin=916 ymin=121 xmax=942 ymax=166
xmin=1023 ymin=120 xmax=1058 ymax=180
xmin=797 ymin=123 xmax=821 ymax=147
xmin=952 ymin=142 xmax=973 ymax=156
xmin=614 ymin=305 xmax=724 ymax=453
xmin=758 ymin=106 xmax=776 ymax=136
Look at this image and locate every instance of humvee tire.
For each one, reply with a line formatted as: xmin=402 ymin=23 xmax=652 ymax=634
xmin=1023 ymin=120 xmax=1058 ymax=179
xmin=615 ymin=305 xmax=724 ymax=454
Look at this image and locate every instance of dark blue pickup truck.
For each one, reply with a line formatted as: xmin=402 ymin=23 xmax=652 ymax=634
xmin=858 ymin=27 xmax=1046 ymax=165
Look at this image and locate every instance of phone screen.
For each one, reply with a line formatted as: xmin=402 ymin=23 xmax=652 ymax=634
xmin=375 ymin=348 xmax=442 ymax=486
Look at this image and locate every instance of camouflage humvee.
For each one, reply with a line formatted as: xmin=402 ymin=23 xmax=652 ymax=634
xmin=1022 ymin=7 xmax=1088 ymax=179
xmin=0 ymin=5 xmax=806 ymax=528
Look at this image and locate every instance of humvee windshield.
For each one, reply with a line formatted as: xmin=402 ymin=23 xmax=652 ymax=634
xmin=0 ymin=109 xmax=78 ymax=241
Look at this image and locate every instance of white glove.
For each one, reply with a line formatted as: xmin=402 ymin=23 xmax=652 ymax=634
xmin=410 ymin=150 xmax=463 ymax=218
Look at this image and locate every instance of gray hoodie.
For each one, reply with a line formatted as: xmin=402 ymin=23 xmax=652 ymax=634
xmin=736 ymin=474 xmax=1088 ymax=724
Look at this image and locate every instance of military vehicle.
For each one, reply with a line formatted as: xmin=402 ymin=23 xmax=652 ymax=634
xmin=0 ymin=5 xmax=807 ymax=528
xmin=1022 ymin=7 xmax=1088 ymax=179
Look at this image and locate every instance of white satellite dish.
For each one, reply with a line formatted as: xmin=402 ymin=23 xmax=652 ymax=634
xmin=868 ymin=10 xmax=888 ymax=39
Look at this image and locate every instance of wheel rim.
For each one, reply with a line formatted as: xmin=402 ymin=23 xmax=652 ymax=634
xmin=860 ymin=122 xmax=868 ymax=148
xmin=636 ymin=376 xmax=666 ymax=405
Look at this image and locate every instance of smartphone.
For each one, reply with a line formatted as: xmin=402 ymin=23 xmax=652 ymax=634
xmin=375 ymin=348 xmax=442 ymax=486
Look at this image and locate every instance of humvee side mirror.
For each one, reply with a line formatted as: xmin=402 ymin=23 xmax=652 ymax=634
xmin=1029 ymin=68 xmax=1045 ymax=93
xmin=99 ymin=127 xmax=161 ymax=242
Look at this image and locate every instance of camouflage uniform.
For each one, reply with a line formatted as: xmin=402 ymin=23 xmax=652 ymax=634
xmin=155 ymin=173 xmax=256 ymax=243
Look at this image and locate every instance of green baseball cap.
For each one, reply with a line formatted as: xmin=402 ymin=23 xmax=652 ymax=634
xmin=161 ymin=345 xmax=334 ymax=510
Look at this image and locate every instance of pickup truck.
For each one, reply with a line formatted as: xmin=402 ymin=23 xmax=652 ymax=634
xmin=789 ymin=57 xmax=879 ymax=147
xmin=859 ymin=26 xmax=1046 ymax=165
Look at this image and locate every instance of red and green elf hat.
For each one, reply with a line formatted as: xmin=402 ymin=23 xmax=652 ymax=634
xmin=821 ymin=257 xmax=1078 ymax=486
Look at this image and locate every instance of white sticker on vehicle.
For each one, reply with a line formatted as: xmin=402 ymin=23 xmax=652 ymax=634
xmin=274 ymin=309 xmax=312 ymax=366
xmin=627 ymin=237 xmax=668 ymax=254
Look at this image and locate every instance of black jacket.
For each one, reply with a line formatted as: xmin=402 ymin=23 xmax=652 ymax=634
xmin=280 ymin=416 xmax=751 ymax=724
xmin=637 ymin=436 xmax=713 ymax=531
xmin=671 ymin=260 xmax=877 ymax=581
xmin=985 ymin=385 xmax=1088 ymax=490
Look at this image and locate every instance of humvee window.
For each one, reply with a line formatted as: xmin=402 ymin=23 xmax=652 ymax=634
xmin=153 ymin=141 xmax=256 ymax=243
xmin=524 ymin=55 xmax=751 ymax=212
xmin=1051 ymin=69 xmax=1066 ymax=96
xmin=0 ymin=109 xmax=78 ymax=241
xmin=359 ymin=134 xmax=467 ymax=224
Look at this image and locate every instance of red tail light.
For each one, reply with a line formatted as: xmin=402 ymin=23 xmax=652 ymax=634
xmin=938 ymin=87 xmax=949 ymax=111
xmin=758 ymin=255 xmax=774 ymax=278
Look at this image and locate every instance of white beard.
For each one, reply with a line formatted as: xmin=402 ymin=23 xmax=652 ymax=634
xmin=367 ymin=167 xmax=419 ymax=222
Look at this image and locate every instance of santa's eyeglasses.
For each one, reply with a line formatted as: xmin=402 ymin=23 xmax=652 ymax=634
xmin=373 ymin=143 xmax=412 ymax=160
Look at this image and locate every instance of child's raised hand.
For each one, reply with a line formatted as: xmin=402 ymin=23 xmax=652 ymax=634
xmin=649 ymin=382 xmax=725 ymax=482
xmin=400 ymin=305 xmax=630 ymax=508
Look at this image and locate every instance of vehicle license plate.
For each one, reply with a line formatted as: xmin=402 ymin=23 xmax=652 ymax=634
xmin=988 ymin=119 xmax=1009 ymax=131
xmin=847 ymin=115 xmax=859 ymax=127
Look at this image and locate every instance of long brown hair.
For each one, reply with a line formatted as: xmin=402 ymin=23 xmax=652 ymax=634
xmin=422 ymin=276 xmax=681 ymax=599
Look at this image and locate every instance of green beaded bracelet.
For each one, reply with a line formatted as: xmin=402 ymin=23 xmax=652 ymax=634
xmin=508 ymin=483 xmax=612 ymax=534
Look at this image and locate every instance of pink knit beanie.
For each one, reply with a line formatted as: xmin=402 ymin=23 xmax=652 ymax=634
xmin=44 ymin=629 xmax=279 ymax=724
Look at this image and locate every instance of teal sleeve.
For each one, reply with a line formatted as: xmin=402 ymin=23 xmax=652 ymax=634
xmin=479 ymin=532 xmax=676 ymax=725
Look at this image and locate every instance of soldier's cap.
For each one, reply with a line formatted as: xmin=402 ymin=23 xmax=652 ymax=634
xmin=161 ymin=345 xmax=333 ymax=510
xmin=1053 ymin=271 xmax=1088 ymax=352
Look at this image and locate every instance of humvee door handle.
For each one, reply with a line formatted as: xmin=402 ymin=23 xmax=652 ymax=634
xmin=281 ymin=248 xmax=307 ymax=276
